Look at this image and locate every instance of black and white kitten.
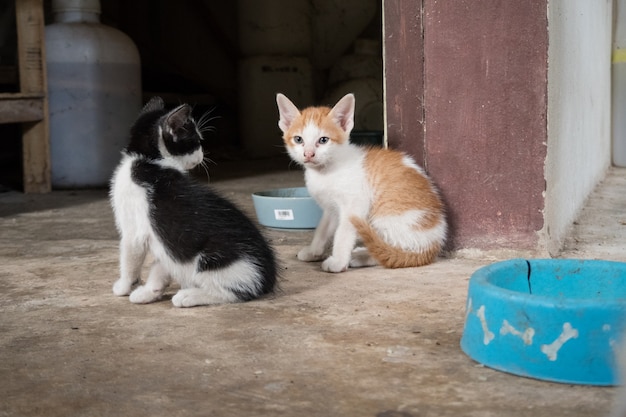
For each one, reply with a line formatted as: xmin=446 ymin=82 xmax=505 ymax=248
xmin=110 ymin=97 xmax=277 ymax=307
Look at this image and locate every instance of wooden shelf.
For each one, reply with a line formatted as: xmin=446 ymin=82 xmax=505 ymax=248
xmin=0 ymin=93 xmax=45 ymax=124
xmin=0 ymin=0 xmax=51 ymax=193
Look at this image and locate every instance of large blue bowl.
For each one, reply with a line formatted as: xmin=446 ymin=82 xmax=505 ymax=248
xmin=461 ymin=259 xmax=626 ymax=385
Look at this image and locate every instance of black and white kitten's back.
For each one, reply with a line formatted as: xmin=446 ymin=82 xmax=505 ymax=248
xmin=110 ymin=97 xmax=277 ymax=307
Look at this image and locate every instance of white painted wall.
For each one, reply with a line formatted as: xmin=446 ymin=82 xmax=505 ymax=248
xmin=543 ymin=0 xmax=613 ymax=255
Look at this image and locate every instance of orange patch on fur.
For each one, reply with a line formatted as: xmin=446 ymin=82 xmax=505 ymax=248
xmin=282 ymin=106 xmax=349 ymax=146
xmin=351 ymin=216 xmax=441 ymax=268
xmin=364 ymin=148 xmax=443 ymax=230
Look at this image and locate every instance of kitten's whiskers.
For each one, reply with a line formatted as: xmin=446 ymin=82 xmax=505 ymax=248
xmin=196 ymin=109 xmax=221 ymax=136
xmin=199 ymin=156 xmax=215 ymax=184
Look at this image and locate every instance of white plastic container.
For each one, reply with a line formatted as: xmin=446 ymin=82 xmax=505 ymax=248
xmin=325 ymin=78 xmax=383 ymax=131
xmin=613 ymin=0 xmax=626 ymax=167
xmin=238 ymin=56 xmax=314 ymax=157
xmin=237 ymin=0 xmax=311 ymax=57
xmin=328 ymin=39 xmax=383 ymax=85
xmin=310 ymin=0 xmax=377 ymax=69
xmin=46 ymin=0 xmax=141 ymax=188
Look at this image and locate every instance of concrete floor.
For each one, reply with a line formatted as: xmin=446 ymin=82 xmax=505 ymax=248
xmin=1 ymin=161 xmax=625 ymax=417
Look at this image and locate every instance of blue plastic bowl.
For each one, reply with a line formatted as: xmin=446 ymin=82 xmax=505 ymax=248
xmin=252 ymin=187 xmax=322 ymax=229
xmin=461 ymin=259 xmax=626 ymax=385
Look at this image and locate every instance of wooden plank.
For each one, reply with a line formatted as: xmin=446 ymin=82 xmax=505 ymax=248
xmin=16 ymin=0 xmax=46 ymax=94
xmin=0 ymin=92 xmax=45 ymax=99
xmin=21 ymin=120 xmax=50 ymax=193
xmin=382 ymin=0 xmax=425 ymax=164
xmin=14 ymin=0 xmax=51 ymax=193
xmin=0 ymin=97 xmax=43 ymax=123
xmin=422 ymin=0 xmax=548 ymax=250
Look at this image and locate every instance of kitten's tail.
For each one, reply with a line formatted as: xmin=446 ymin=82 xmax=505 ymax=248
xmin=350 ymin=216 xmax=441 ymax=268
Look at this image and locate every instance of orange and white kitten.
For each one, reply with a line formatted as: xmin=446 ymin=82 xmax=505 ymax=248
xmin=276 ymin=93 xmax=447 ymax=273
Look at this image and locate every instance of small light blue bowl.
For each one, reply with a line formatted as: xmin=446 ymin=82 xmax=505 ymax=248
xmin=461 ymin=258 xmax=626 ymax=386
xmin=252 ymin=187 xmax=322 ymax=229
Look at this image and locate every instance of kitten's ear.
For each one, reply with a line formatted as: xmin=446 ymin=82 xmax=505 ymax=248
xmin=276 ymin=93 xmax=301 ymax=133
xmin=330 ymin=93 xmax=355 ymax=134
xmin=141 ymin=96 xmax=165 ymax=114
xmin=166 ymin=104 xmax=192 ymax=135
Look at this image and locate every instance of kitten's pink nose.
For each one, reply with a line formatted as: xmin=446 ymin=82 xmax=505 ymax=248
xmin=304 ymin=150 xmax=315 ymax=161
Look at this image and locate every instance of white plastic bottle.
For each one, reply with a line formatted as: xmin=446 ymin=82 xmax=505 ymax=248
xmin=613 ymin=0 xmax=626 ymax=167
xmin=46 ymin=0 xmax=141 ymax=187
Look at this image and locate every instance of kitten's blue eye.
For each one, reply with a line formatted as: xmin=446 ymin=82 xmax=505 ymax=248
xmin=293 ymin=136 xmax=303 ymax=144
xmin=318 ymin=137 xmax=329 ymax=144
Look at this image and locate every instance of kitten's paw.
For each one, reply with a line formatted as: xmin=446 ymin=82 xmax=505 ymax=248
xmin=112 ymin=278 xmax=134 ymax=296
xmin=129 ymin=285 xmax=162 ymax=304
xmin=349 ymin=247 xmax=378 ymax=268
xmin=172 ymin=289 xmax=233 ymax=308
xmin=321 ymin=256 xmax=349 ymax=273
xmin=172 ymin=290 xmax=199 ymax=308
xmin=297 ymin=247 xmax=324 ymax=262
